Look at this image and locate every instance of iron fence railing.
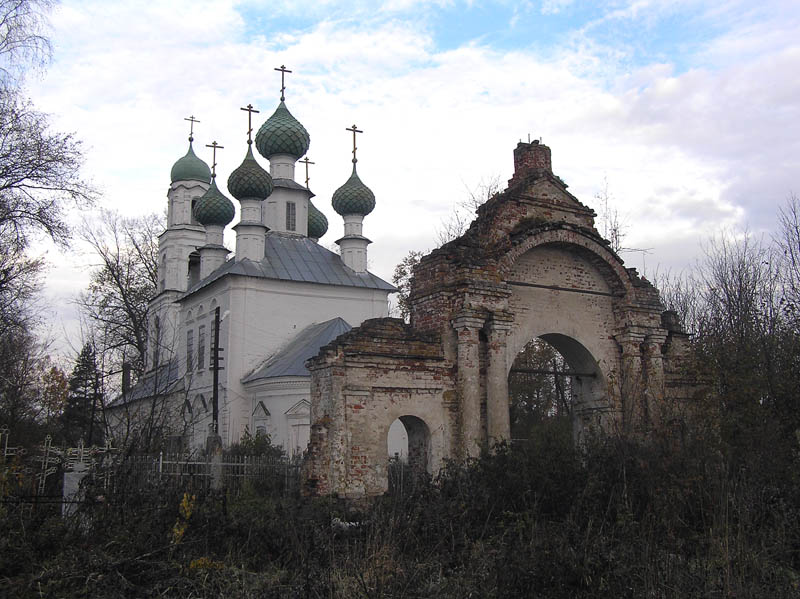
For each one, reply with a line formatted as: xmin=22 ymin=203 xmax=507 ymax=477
xmin=1 ymin=427 xmax=302 ymax=516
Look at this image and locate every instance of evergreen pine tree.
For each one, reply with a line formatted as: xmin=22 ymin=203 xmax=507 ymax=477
xmin=61 ymin=343 xmax=104 ymax=445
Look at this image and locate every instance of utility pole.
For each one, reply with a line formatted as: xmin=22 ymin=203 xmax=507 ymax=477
xmin=211 ymin=307 xmax=224 ymax=433
xmin=207 ymin=306 xmax=225 ymax=456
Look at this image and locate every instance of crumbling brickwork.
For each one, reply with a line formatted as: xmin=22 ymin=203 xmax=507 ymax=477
xmin=306 ymin=140 xmax=700 ymax=497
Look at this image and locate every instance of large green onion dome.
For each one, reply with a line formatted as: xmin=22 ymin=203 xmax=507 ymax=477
xmin=193 ymin=178 xmax=235 ymax=226
xmin=331 ymin=165 xmax=375 ymax=216
xmin=307 ymin=200 xmax=328 ymax=239
xmin=170 ymin=139 xmax=212 ymax=184
xmin=227 ymin=144 xmax=273 ymax=201
xmin=255 ymin=101 xmax=310 ymax=159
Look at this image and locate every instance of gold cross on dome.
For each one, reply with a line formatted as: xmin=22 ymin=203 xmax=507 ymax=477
xmin=240 ymin=104 xmax=260 ymax=144
xmin=346 ymin=124 xmax=363 ymax=163
xmin=205 ymin=141 xmax=224 ymax=177
xmin=299 ymin=156 xmax=315 ymax=189
xmin=274 ymin=65 xmax=292 ymax=101
xmin=184 ymin=115 xmax=200 ymax=141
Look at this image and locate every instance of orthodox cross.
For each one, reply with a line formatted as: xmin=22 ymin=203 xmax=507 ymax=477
xmin=274 ymin=64 xmax=292 ymax=101
xmin=346 ymin=124 xmax=363 ymax=163
xmin=240 ymin=104 xmax=260 ymax=144
xmin=184 ymin=115 xmax=200 ymax=141
xmin=299 ymin=156 xmax=315 ymax=189
xmin=205 ymin=141 xmax=224 ymax=177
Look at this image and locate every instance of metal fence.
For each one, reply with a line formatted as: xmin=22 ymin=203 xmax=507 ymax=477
xmin=1 ymin=427 xmax=302 ymax=516
xmin=120 ymin=452 xmax=302 ymax=495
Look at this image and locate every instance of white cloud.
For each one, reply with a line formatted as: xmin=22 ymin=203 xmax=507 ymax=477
xmin=541 ymin=0 xmax=574 ymax=15
xmin=23 ymin=0 xmax=800 ymax=357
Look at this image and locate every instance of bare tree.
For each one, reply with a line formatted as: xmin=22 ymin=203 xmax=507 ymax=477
xmin=435 ymin=175 xmax=502 ymax=246
xmin=0 ymin=226 xmax=41 ymax=328
xmin=77 ymin=210 xmax=160 ymax=379
xmin=0 ymin=0 xmax=54 ymax=86
xmin=654 ymin=268 xmax=703 ymax=336
xmin=391 ymin=250 xmax=424 ymax=322
xmin=592 ymin=176 xmax=627 ymax=254
xmin=777 ymin=193 xmax=800 ymax=327
xmin=0 ymin=90 xmax=95 ymax=247
xmin=0 ymin=325 xmax=64 ymax=441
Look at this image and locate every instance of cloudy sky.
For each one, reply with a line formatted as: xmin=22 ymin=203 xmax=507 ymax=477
xmin=24 ymin=0 xmax=800 ymax=355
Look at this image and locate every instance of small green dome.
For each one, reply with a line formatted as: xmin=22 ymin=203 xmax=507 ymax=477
xmin=171 ymin=140 xmax=211 ymax=183
xmin=227 ymin=145 xmax=273 ymax=201
xmin=193 ymin=178 xmax=235 ymax=226
xmin=332 ymin=165 xmax=375 ymax=216
xmin=308 ymin=200 xmax=328 ymax=239
xmin=255 ymin=101 xmax=310 ymax=159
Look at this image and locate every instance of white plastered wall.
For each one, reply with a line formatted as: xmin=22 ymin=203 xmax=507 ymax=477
xmin=178 ymin=275 xmax=390 ymax=451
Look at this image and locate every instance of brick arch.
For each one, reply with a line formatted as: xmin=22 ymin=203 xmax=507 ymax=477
xmin=507 ymin=332 xmax=622 ymax=440
xmin=499 ymin=227 xmax=635 ymax=300
xmin=385 ymin=414 xmax=432 ymax=474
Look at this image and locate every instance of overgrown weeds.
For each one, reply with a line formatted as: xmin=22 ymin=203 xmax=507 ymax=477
xmin=1 ymin=425 xmax=798 ymax=597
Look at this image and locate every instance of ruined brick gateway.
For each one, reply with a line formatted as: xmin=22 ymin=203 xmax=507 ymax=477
xmin=304 ymin=140 xmax=696 ymax=497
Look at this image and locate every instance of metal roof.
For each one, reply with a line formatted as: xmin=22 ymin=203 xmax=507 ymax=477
xmin=242 ymin=317 xmax=352 ymax=383
xmin=181 ymin=231 xmax=395 ymax=299
xmin=107 ymin=359 xmax=184 ymax=408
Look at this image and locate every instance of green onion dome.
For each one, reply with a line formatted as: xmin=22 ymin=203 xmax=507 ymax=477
xmin=255 ymin=101 xmax=310 ymax=159
xmin=171 ymin=139 xmax=212 ymax=184
xmin=193 ymin=178 xmax=235 ymax=226
xmin=227 ymin=144 xmax=273 ymax=201
xmin=331 ymin=165 xmax=375 ymax=216
xmin=307 ymin=200 xmax=328 ymax=239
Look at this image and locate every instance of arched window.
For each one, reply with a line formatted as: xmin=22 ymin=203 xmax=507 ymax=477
xmin=186 ymin=329 xmax=194 ymax=371
xmin=152 ymin=316 xmax=161 ymax=367
xmin=197 ymin=324 xmax=206 ymax=370
xmin=187 ymin=251 xmax=201 ymax=287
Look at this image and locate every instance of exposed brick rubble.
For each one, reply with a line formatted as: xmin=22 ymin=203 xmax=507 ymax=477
xmin=305 ymin=140 xmax=702 ymax=497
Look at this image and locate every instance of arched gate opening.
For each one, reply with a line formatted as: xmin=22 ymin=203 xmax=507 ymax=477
xmin=387 ymin=415 xmax=431 ymax=493
xmin=509 ymin=333 xmax=606 ymax=445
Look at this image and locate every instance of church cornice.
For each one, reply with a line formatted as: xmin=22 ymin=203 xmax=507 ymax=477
xmin=158 ymin=224 xmax=206 ymax=239
xmin=244 ymin=376 xmax=310 ymax=392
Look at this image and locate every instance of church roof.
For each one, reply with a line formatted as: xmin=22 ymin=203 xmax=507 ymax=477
xmin=242 ymin=317 xmax=351 ymax=383
xmin=307 ymin=199 xmax=328 ymax=239
xmin=227 ymin=144 xmax=273 ymax=201
xmin=332 ymin=164 xmax=375 ymax=216
xmin=181 ymin=231 xmax=395 ymax=298
xmin=193 ymin=178 xmax=235 ymax=226
xmin=107 ymin=360 xmax=183 ymax=408
xmin=171 ymin=140 xmax=212 ymax=184
xmin=255 ymin=101 xmax=310 ymax=159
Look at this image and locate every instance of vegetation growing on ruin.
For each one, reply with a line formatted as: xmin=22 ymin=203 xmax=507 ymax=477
xmin=2 ymin=416 xmax=798 ymax=598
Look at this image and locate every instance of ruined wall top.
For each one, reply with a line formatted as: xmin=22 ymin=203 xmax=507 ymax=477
xmin=306 ymin=317 xmax=444 ymax=370
xmin=510 ymin=140 xmax=552 ymax=185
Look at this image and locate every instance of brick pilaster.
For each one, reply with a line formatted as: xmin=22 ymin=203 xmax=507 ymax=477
xmin=452 ymin=312 xmax=486 ymax=458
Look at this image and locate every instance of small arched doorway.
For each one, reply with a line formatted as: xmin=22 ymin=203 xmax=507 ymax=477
xmin=508 ymin=333 xmax=606 ymax=445
xmin=387 ymin=415 xmax=431 ymax=493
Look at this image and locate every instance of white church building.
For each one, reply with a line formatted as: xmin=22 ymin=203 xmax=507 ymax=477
xmin=117 ymin=76 xmax=395 ymax=457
